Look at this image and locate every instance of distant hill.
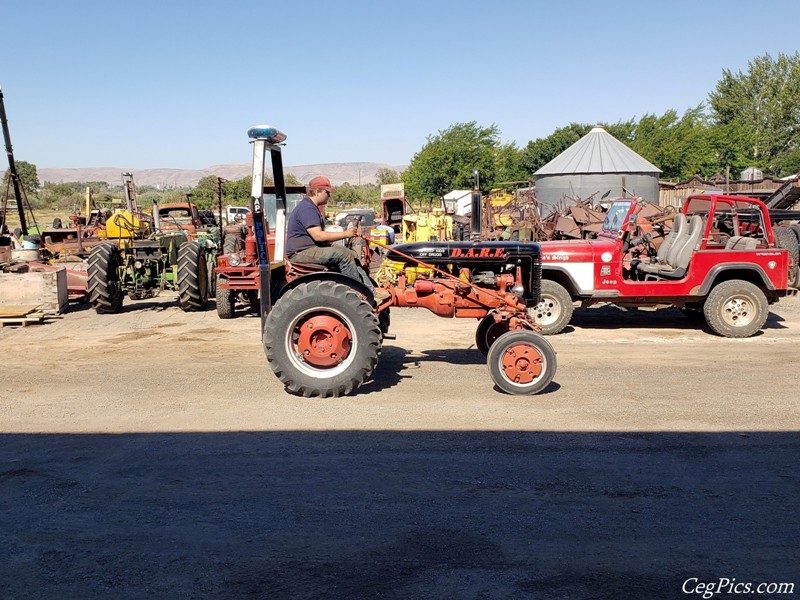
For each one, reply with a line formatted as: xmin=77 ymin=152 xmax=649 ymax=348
xmin=25 ymin=162 xmax=407 ymax=189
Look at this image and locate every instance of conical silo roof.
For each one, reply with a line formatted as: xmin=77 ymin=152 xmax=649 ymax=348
xmin=534 ymin=126 xmax=661 ymax=176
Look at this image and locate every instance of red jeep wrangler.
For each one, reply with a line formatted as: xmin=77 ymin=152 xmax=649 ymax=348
xmin=533 ymin=194 xmax=795 ymax=338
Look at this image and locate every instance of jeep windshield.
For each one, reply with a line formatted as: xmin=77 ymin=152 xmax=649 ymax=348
xmin=600 ymin=200 xmax=634 ymax=237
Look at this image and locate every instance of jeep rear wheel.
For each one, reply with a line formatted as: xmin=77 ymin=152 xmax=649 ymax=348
xmin=530 ymin=279 xmax=573 ymax=335
xmin=263 ymin=280 xmax=382 ymax=397
xmin=703 ymin=280 xmax=768 ymax=338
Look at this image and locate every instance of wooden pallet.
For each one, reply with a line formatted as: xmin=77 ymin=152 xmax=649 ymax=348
xmin=0 ymin=313 xmax=45 ymax=327
xmin=0 ymin=304 xmax=44 ymax=327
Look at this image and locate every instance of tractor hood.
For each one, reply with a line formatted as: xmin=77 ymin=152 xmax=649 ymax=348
xmin=387 ymin=241 xmax=541 ymax=266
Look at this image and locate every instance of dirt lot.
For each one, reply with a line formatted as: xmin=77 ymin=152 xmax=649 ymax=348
xmin=1 ymin=295 xmax=799 ymax=598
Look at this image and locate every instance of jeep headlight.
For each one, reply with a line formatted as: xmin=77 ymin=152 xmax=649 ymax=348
xmin=228 ymin=254 xmax=241 ymax=267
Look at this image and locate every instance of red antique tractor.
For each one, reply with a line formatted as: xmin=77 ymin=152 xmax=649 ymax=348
xmin=247 ymin=125 xmax=557 ymax=397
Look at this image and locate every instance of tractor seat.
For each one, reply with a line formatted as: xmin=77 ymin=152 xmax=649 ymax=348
xmin=285 ymin=259 xmax=329 ymax=276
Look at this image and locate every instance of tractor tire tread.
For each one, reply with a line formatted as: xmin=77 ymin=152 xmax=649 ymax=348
xmin=177 ymin=242 xmax=209 ymax=312
xmin=263 ymin=279 xmax=381 ymax=397
xmin=87 ymin=243 xmax=123 ymax=314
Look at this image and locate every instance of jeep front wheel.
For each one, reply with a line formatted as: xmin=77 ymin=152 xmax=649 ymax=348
xmin=529 ymin=279 xmax=573 ymax=335
xmin=703 ymin=280 xmax=768 ymax=338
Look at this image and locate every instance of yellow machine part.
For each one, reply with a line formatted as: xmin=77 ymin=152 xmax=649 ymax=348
xmin=487 ymin=190 xmax=515 ymax=227
xmin=105 ymin=210 xmax=149 ymax=239
xmin=374 ymin=258 xmax=434 ymax=287
xmin=401 ymin=208 xmax=453 ymax=243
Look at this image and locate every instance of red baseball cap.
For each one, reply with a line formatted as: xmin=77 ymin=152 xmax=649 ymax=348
xmin=308 ymin=176 xmax=334 ymax=193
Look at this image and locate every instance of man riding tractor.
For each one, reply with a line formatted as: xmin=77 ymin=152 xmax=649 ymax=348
xmin=247 ymin=125 xmax=557 ymax=398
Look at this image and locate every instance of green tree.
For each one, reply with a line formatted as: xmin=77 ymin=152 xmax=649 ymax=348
xmin=2 ymin=160 xmax=40 ymax=197
xmin=494 ymin=142 xmax=526 ymax=185
xmin=625 ymin=107 xmax=719 ymax=180
xmin=375 ymin=168 xmax=401 ymax=185
xmin=402 ymin=122 xmax=501 ymax=202
xmin=708 ymin=52 xmax=800 ymax=175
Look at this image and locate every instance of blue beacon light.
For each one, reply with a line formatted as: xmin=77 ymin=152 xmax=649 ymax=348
xmin=247 ymin=125 xmax=287 ymax=143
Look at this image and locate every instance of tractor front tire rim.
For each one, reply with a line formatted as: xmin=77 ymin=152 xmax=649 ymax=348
xmin=501 ymin=343 xmax=544 ymax=385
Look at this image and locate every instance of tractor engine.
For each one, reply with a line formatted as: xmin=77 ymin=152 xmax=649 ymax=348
xmin=376 ymin=241 xmax=542 ymax=319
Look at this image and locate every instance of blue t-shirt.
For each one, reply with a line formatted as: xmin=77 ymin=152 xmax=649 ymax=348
xmin=286 ymin=196 xmax=328 ymax=256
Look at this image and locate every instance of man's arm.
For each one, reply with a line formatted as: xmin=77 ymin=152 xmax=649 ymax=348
xmin=307 ymin=225 xmax=359 ymax=244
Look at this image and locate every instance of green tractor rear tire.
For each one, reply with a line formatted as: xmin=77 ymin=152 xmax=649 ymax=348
xmin=87 ymin=243 xmax=124 ymax=314
xmin=177 ymin=242 xmax=209 ymax=311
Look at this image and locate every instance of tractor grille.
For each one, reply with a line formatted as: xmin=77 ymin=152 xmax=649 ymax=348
xmin=529 ymin=255 xmax=542 ymax=305
xmin=134 ymin=242 xmax=163 ymax=261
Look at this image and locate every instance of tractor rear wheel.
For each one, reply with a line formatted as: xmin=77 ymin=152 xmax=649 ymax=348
xmin=177 ymin=242 xmax=209 ymax=311
xmin=703 ymin=279 xmax=768 ymax=338
xmin=530 ymin=280 xmax=573 ymax=335
xmin=263 ymin=279 xmax=382 ymax=397
xmin=487 ymin=330 xmax=557 ymax=395
xmin=475 ymin=313 xmax=508 ymax=356
xmin=216 ymin=274 xmax=234 ymax=319
xmin=87 ymin=243 xmax=124 ymax=314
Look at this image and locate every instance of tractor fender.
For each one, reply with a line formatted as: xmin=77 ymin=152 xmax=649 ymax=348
xmin=696 ymin=263 xmax=777 ymax=296
xmin=276 ymin=271 xmax=376 ymax=305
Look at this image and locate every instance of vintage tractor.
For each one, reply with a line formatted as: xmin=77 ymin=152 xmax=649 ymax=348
xmin=87 ymin=173 xmax=218 ymax=313
xmin=214 ymin=185 xmax=306 ymax=319
xmin=247 ymin=125 xmax=557 ymax=396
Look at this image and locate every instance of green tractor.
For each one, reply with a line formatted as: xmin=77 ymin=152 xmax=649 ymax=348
xmin=87 ymin=173 xmax=219 ymax=314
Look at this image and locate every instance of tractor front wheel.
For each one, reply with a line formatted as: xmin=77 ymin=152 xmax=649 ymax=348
xmin=475 ymin=313 xmax=508 ymax=356
xmin=87 ymin=243 xmax=124 ymax=314
xmin=177 ymin=242 xmax=209 ymax=311
xmin=263 ymin=280 xmax=382 ymax=397
xmin=216 ymin=274 xmax=234 ymax=319
xmin=487 ymin=330 xmax=557 ymax=395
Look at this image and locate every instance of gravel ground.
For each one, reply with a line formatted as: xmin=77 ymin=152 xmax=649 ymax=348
xmin=1 ymin=294 xmax=799 ymax=598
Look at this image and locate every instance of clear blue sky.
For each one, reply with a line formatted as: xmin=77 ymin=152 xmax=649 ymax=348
xmin=2 ymin=0 xmax=797 ymax=170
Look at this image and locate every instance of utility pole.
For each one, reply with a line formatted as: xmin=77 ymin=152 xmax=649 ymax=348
xmin=0 ymin=86 xmax=28 ymax=235
xmin=216 ymin=177 xmax=228 ymax=227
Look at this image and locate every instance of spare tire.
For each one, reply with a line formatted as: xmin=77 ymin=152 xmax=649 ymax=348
xmin=773 ymin=226 xmax=799 ymax=275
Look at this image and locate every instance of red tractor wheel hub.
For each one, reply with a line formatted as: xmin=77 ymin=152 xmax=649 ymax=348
xmin=501 ymin=344 xmax=544 ymax=384
xmin=296 ymin=314 xmax=352 ymax=368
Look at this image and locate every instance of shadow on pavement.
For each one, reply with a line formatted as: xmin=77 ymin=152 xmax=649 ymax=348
xmin=1 ymin=431 xmax=797 ymax=598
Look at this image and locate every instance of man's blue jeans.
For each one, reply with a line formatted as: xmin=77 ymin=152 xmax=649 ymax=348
xmin=289 ymin=245 xmax=374 ymax=291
